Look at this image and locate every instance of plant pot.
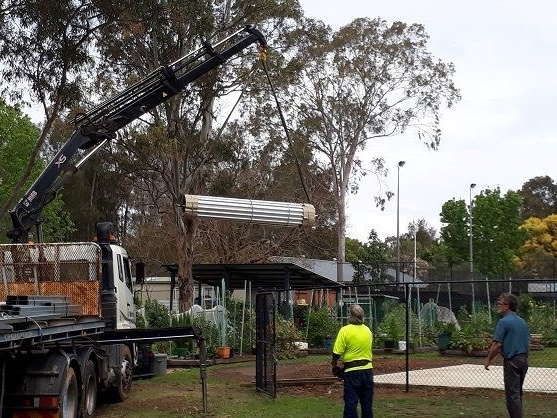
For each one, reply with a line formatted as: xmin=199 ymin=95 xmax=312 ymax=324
xmin=384 ymin=340 xmax=396 ymax=351
xmin=216 ymin=346 xmax=231 ymax=359
xmin=437 ymin=333 xmax=450 ymax=351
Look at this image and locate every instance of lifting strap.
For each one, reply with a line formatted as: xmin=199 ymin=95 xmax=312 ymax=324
xmin=259 ymin=47 xmax=312 ymax=205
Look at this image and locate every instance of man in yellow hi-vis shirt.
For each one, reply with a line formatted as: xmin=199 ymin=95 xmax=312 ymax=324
xmin=332 ymin=304 xmax=373 ymax=418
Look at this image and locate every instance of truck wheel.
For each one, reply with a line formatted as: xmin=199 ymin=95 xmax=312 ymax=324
xmin=81 ymin=360 xmax=97 ymax=418
xmin=110 ymin=345 xmax=133 ymax=402
xmin=60 ymin=366 xmax=79 ymax=418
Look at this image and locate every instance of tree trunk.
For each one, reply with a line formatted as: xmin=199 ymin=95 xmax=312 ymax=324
xmin=336 ymin=185 xmax=346 ymax=283
xmin=177 ymin=213 xmax=199 ymax=312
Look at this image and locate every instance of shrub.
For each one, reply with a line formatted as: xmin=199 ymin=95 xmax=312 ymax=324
xmin=276 ymin=317 xmax=303 ymax=359
xmin=144 ymin=298 xmax=170 ymax=328
xmin=223 ymin=296 xmax=256 ymax=355
xmin=450 ymin=307 xmax=494 ymax=353
xmin=307 ymin=307 xmax=341 ymax=348
xmin=525 ymin=300 xmax=556 ymax=335
xmin=191 ymin=315 xmax=220 ymax=356
xmin=378 ymin=304 xmax=422 ymax=346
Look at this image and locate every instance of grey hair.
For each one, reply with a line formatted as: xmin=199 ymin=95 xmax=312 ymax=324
xmin=348 ymin=304 xmax=364 ymax=325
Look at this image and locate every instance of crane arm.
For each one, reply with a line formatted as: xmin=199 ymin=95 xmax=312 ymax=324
xmin=7 ymin=26 xmax=266 ymax=243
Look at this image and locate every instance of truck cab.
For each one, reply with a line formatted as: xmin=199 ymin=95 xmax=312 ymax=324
xmin=96 ymin=222 xmax=136 ymax=330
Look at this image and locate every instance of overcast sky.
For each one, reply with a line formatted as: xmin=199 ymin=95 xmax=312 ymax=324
xmin=300 ymin=0 xmax=557 ymax=242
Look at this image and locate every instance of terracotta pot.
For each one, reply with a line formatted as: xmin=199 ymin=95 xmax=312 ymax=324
xmin=216 ymin=346 xmax=231 ymax=359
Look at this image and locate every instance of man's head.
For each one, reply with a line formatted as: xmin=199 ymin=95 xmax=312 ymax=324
xmin=496 ymin=293 xmax=518 ymax=314
xmin=348 ymin=304 xmax=365 ymax=325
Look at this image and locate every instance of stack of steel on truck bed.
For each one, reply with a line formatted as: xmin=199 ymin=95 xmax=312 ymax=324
xmin=0 ymin=295 xmax=104 ymax=350
xmin=0 ymin=295 xmax=82 ymax=330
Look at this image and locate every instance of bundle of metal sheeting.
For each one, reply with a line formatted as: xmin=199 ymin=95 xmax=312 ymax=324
xmin=0 ymin=295 xmax=82 ymax=333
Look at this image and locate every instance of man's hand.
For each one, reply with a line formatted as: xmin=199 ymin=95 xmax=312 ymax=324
xmin=484 ymin=340 xmax=502 ymax=371
xmin=331 ymin=353 xmax=342 ymax=378
xmin=332 ymin=365 xmax=344 ymax=378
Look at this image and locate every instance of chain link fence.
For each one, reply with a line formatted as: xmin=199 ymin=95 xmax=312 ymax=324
xmin=338 ymin=277 xmax=557 ymax=393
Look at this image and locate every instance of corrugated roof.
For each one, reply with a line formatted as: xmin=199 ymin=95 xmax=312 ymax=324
xmin=268 ymin=256 xmax=421 ymax=284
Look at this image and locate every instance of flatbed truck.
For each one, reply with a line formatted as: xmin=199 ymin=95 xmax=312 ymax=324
xmin=0 ymin=26 xmax=266 ymax=417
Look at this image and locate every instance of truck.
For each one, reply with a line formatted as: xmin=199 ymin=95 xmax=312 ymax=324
xmin=0 ymin=26 xmax=266 ymax=417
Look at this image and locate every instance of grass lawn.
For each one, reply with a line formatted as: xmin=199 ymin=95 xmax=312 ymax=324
xmin=96 ymin=357 xmax=557 ymax=418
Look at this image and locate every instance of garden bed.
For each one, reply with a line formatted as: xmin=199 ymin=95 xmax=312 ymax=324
xmin=441 ymin=349 xmax=488 ymax=357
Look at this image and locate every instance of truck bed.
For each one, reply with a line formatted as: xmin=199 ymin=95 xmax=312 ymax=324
xmin=0 ymin=316 xmax=105 ymax=350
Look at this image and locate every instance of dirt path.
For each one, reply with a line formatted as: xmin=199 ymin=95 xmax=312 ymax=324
xmin=212 ymin=354 xmax=499 ymax=382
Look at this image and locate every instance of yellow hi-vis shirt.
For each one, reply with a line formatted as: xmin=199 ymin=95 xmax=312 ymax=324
xmin=332 ymin=323 xmax=373 ymax=372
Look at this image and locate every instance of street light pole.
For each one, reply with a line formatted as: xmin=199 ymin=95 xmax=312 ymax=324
xmin=396 ymin=161 xmax=405 ymax=285
xmin=469 ymin=183 xmax=476 ymax=314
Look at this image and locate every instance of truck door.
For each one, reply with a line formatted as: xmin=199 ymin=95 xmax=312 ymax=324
xmin=114 ymin=249 xmax=135 ymax=329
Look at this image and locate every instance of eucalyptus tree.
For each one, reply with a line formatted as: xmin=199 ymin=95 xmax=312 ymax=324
xmin=286 ymin=18 xmax=460 ymax=280
xmin=92 ymin=0 xmax=305 ymax=311
xmin=0 ymin=1 xmax=102 ymax=223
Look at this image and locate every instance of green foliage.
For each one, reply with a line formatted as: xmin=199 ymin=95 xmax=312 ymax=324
xmin=519 ymin=176 xmax=557 ymax=220
xmin=450 ymin=307 xmax=494 ymax=353
xmin=473 ymin=189 xmax=526 ymax=278
xmin=0 ymin=101 xmax=41 ymax=241
xmin=517 ymin=294 xmax=535 ymax=321
xmin=517 ymin=295 xmax=557 ymax=345
xmin=0 ymin=100 xmax=74 ymax=242
xmin=440 ymin=188 xmax=526 ymax=278
xmin=378 ymin=303 xmax=421 ymax=345
xmin=307 ymin=307 xmax=341 ymax=348
xmin=225 ymin=296 xmax=256 ymax=356
xmin=275 ymin=317 xmax=303 ymax=359
xmin=347 ymin=230 xmax=390 ymax=282
xmin=439 ymin=198 xmax=469 ymax=265
xmin=450 ymin=327 xmax=491 ymax=354
xmin=42 ymin=194 xmax=76 ymax=242
xmin=379 ymin=304 xmax=406 ymax=342
xmin=191 ymin=315 xmax=220 ymax=357
xmin=143 ymin=298 xmax=170 ymax=329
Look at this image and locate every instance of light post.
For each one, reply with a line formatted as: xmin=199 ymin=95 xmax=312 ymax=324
xmin=414 ymin=221 xmax=423 ymax=347
xmin=396 ymin=161 xmax=405 ymax=285
xmin=469 ymin=183 xmax=476 ymax=314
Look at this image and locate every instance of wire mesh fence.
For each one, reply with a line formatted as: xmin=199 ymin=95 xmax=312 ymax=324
xmin=0 ymin=243 xmax=102 ymax=315
xmin=337 ymin=278 xmax=557 ymax=393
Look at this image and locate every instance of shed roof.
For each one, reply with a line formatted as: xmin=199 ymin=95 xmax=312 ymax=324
xmin=192 ymin=263 xmax=342 ymax=291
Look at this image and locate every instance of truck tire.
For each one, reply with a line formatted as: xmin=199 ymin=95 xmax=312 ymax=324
xmin=109 ymin=345 xmax=133 ymax=402
xmin=81 ymin=360 xmax=97 ymax=418
xmin=60 ymin=366 xmax=79 ymax=418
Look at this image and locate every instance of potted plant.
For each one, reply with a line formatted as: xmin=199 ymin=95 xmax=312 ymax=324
xmin=379 ymin=306 xmax=404 ymax=352
xmin=437 ymin=322 xmax=457 ymax=352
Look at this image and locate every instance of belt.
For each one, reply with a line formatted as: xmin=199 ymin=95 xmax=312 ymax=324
xmin=343 ymin=359 xmax=371 ymax=370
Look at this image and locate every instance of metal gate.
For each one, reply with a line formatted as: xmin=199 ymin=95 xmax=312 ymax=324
xmin=255 ymin=292 xmax=276 ymax=397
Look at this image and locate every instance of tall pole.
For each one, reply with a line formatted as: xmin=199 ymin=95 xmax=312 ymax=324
xmin=414 ymin=222 xmax=419 ymax=346
xmin=405 ymin=282 xmax=410 ymax=392
xmin=396 ymin=161 xmax=405 ymax=286
xmin=469 ymin=183 xmax=476 ymax=314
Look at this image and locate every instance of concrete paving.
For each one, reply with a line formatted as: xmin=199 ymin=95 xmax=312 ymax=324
xmin=374 ymin=364 xmax=557 ymax=393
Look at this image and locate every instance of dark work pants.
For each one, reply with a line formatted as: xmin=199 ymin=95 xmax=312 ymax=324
xmin=343 ymin=369 xmax=373 ymax=418
xmin=503 ymin=354 xmax=528 ymax=418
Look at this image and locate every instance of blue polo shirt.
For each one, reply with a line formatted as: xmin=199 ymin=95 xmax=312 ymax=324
xmin=493 ymin=312 xmax=529 ymax=359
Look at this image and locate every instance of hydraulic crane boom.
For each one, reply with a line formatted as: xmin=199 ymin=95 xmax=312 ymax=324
xmin=7 ymin=26 xmax=266 ymax=243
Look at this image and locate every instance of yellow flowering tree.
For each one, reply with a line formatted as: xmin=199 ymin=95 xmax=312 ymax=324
xmin=516 ymin=214 xmax=557 ymax=277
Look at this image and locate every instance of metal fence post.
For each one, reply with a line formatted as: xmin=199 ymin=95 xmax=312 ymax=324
xmin=405 ymin=282 xmax=410 ymax=393
xmin=198 ymin=336 xmax=208 ymax=413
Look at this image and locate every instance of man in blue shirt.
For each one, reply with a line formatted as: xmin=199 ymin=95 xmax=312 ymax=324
xmin=485 ymin=293 xmax=529 ymax=418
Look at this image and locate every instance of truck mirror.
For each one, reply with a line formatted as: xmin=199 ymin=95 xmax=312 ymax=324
xmin=135 ymin=262 xmax=145 ymax=285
